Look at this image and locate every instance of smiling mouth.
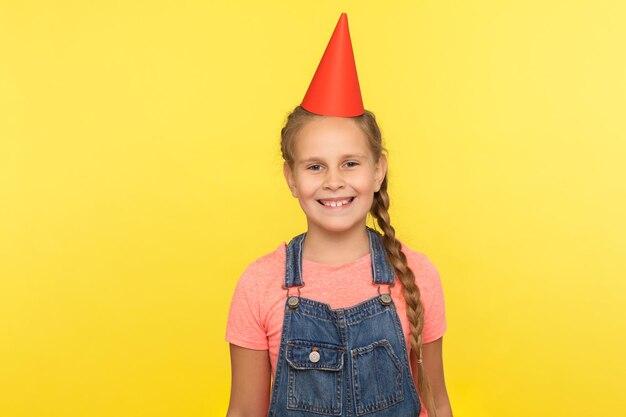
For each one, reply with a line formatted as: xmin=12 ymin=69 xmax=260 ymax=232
xmin=317 ymin=197 xmax=355 ymax=208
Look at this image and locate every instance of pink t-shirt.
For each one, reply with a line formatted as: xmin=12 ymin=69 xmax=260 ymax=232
xmin=225 ymin=239 xmax=447 ymax=416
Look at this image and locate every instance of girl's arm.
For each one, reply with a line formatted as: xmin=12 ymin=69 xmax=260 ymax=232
xmin=413 ymin=336 xmax=453 ymax=417
xmin=226 ymin=344 xmax=271 ymax=417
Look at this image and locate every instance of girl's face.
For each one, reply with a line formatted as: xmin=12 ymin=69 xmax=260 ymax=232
xmin=283 ymin=116 xmax=387 ymax=235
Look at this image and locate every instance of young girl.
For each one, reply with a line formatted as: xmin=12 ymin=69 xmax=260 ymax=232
xmin=225 ymin=13 xmax=452 ymax=417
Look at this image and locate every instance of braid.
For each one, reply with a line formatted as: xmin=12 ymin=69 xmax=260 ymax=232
xmin=370 ymin=178 xmax=438 ymax=417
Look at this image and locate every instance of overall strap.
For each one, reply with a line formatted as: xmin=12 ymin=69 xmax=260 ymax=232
xmin=366 ymin=226 xmax=396 ymax=285
xmin=284 ymin=232 xmax=306 ymax=288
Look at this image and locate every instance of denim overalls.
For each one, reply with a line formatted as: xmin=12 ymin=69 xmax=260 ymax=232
xmin=267 ymin=226 xmax=421 ymax=417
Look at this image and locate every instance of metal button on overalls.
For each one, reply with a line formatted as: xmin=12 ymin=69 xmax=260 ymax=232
xmin=309 ymin=348 xmax=320 ymax=363
xmin=287 ymin=296 xmax=299 ymax=308
xmin=266 ymin=226 xmax=421 ymax=417
xmin=379 ymin=293 xmax=392 ymax=305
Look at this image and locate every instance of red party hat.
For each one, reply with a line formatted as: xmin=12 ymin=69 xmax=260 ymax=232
xmin=301 ymin=13 xmax=364 ymax=117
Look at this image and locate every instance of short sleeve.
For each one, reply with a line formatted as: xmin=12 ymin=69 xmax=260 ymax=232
xmin=420 ymin=255 xmax=447 ymax=343
xmin=225 ymin=265 xmax=269 ymax=350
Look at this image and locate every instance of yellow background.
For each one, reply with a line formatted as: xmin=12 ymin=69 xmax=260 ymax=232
xmin=1 ymin=1 xmax=625 ymax=416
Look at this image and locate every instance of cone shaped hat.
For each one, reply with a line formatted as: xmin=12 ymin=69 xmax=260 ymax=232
xmin=301 ymin=13 xmax=364 ymax=117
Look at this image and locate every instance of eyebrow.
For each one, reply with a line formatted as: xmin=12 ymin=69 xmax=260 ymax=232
xmin=298 ymin=154 xmax=368 ymax=164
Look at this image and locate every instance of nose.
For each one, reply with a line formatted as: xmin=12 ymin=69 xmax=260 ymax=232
xmin=322 ymin=167 xmax=345 ymax=190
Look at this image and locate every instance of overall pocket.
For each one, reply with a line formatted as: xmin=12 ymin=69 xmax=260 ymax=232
xmin=285 ymin=340 xmax=345 ymax=415
xmin=351 ymin=339 xmax=404 ymax=416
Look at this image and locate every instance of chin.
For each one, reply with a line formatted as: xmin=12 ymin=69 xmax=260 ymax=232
xmin=310 ymin=218 xmax=367 ymax=234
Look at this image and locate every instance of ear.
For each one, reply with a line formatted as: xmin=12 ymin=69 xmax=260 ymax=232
xmin=283 ymin=161 xmax=298 ymax=198
xmin=374 ymin=154 xmax=388 ymax=192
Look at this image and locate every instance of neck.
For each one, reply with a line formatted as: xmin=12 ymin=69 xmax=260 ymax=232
xmin=302 ymin=221 xmax=370 ymax=265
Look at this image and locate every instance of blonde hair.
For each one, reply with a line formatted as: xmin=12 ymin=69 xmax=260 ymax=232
xmin=280 ymin=105 xmax=438 ymax=417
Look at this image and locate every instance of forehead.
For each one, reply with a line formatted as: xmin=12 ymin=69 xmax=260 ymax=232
xmin=294 ymin=117 xmax=370 ymax=160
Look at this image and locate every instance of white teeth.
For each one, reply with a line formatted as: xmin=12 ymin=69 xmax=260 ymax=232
xmin=320 ymin=198 xmax=351 ymax=207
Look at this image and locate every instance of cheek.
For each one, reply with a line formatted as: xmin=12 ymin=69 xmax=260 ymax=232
xmin=355 ymin=177 xmax=377 ymax=192
xmin=299 ymin=181 xmax=320 ymax=197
